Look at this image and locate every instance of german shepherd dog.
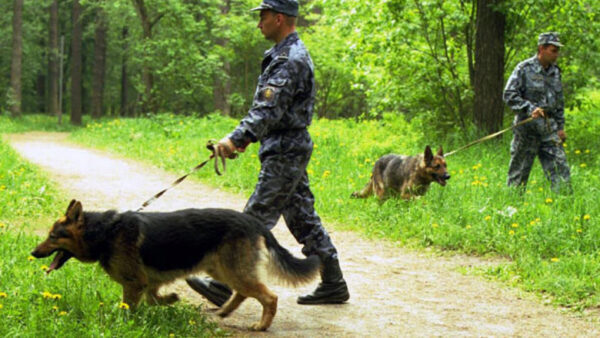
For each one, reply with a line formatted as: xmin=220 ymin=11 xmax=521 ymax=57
xmin=31 ymin=200 xmax=320 ymax=331
xmin=351 ymin=146 xmax=450 ymax=200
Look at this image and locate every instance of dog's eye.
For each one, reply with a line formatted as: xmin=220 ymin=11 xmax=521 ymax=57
xmin=49 ymin=233 xmax=58 ymax=240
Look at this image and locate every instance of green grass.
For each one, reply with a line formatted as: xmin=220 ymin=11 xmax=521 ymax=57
xmin=0 ymin=115 xmax=225 ymax=336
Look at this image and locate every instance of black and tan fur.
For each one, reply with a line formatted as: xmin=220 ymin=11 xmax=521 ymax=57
xmin=351 ymin=146 xmax=450 ymax=200
xmin=32 ymin=200 xmax=320 ymax=331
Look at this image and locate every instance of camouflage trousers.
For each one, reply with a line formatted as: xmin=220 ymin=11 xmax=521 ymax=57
xmin=243 ymin=131 xmax=339 ymax=261
xmin=507 ymin=129 xmax=571 ymax=193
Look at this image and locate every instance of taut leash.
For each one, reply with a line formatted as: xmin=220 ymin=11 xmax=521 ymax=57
xmin=136 ymin=140 xmax=237 ymax=212
xmin=444 ymin=116 xmax=535 ymax=157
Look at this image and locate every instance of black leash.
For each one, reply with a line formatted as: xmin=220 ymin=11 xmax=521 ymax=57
xmin=136 ymin=140 xmax=237 ymax=212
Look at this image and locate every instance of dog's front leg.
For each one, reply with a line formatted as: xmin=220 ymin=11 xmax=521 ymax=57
xmin=122 ymin=283 xmax=145 ymax=309
xmin=216 ymin=291 xmax=245 ymax=317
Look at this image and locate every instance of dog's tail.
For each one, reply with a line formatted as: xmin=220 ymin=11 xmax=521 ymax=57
xmin=262 ymin=231 xmax=321 ymax=287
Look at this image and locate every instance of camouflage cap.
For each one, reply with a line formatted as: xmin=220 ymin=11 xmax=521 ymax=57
xmin=538 ymin=32 xmax=563 ymax=47
xmin=251 ymin=0 xmax=299 ymax=17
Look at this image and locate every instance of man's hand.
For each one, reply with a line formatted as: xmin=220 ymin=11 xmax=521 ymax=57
xmin=558 ymin=130 xmax=567 ymax=142
xmin=531 ymin=107 xmax=546 ymax=119
xmin=216 ymin=137 xmax=237 ymax=159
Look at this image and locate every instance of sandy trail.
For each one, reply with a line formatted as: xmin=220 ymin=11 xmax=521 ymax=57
xmin=6 ymin=132 xmax=598 ymax=337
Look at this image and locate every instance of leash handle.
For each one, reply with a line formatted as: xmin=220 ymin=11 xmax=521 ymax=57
xmin=136 ymin=140 xmax=237 ymax=212
xmin=445 ymin=116 xmax=534 ymax=157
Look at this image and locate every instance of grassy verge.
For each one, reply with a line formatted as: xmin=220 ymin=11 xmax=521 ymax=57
xmin=0 ymin=115 xmax=224 ymax=336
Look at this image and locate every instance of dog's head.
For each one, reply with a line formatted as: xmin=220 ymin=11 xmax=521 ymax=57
xmin=31 ymin=199 xmax=88 ymax=273
xmin=423 ymin=145 xmax=450 ymax=186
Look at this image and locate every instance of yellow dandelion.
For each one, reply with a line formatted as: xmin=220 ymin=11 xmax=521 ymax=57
xmin=538 ymin=187 xmax=543 ymax=192
xmin=580 ymin=163 xmax=587 ymax=168
xmin=535 ymin=218 xmax=541 ymax=222
xmin=585 ymin=149 xmax=590 ymax=154
xmin=0 ymin=292 xmax=7 ymax=298
xmin=52 ymin=306 xmax=59 ymax=311
xmin=250 ymin=154 xmax=257 ymax=158
xmin=551 ymin=257 xmax=559 ymax=263
xmin=574 ymin=216 xmax=580 ymax=221
xmin=0 ymin=304 xmax=3 ymax=309
xmin=322 ymin=170 xmax=331 ymax=179
xmin=484 ymin=215 xmax=491 ymax=221
xmin=459 ymin=169 xmax=464 ymax=174
xmin=52 ymin=294 xmax=62 ymax=300
xmin=545 ymin=198 xmax=553 ymax=204
xmin=169 ymin=334 xmax=175 ymax=338
xmin=99 ymin=302 xmax=104 ymax=307
xmin=563 ymin=142 xmax=567 ymax=147
xmin=511 ymin=223 xmax=519 ymax=228
xmin=28 ymin=256 xmax=35 ymax=261
xmin=314 ymin=144 xmax=318 ymax=149
xmin=576 ymin=229 xmax=582 ymax=233
xmin=432 ymin=223 xmax=439 ymax=228
xmin=583 ymin=214 xmax=591 ymax=221
xmin=59 ymin=311 xmax=67 ymax=316
xmin=307 ymin=169 xmax=314 ymax=176
xmin=365 ymin=158 xmax=371 ymax=163
xmin=523 ymin=202 xmax=529 ymax=206
xmin=575 ymin=150 xmax=581 ymax=155
xmin=465 ymin=225 xmax=471 ymax=229
xmin=189 ymin=319 xmax=196 ymax=325
xmin=509 ymin=230 xmax=515 ymax=236
xmin=119 ymin=302 xmax=130 ymax=310
xmin=0 ymin=185 xmax=6 ymax=191
xmin=41 ymin=265 xmax=49 ymax=271
xmin=42 ymin=291 xmax=53 ymax=299
xmin=529 ymin=220 xmax=536 ymax=226
xmin=0 ymin=222 xmax=5 ymax=228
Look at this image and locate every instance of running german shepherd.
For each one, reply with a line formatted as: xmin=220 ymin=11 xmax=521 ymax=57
xmin=31 ymin=200 xmax=320 ymax=331
xmin=351 ymin=145 xmax=450 ymax=200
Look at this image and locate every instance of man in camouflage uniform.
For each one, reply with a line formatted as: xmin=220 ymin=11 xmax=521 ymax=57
xmin=503 ymin=32 xmax=571 ymax=193
xmin=186 ymin=0 xmax=350 ymax=305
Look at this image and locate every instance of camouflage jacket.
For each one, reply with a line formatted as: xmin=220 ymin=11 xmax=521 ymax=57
xmin=503 ymin=55 xmax=565 ymax=130
xmin=228 ymin=32 xmax=315 ymax=149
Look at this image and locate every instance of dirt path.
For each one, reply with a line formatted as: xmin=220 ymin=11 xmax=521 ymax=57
xmin=6 ymin=132 xmax=599 ymax=337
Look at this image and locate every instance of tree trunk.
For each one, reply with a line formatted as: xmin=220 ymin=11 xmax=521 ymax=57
xmin=132 ymin=0 xmax=163 ymax=113
xmin=91 ymin=5 xmax=107 ymax=119
xmin=120 ymin=26 xmax=130 ymax=117
xmin=473 ymin=0 xmax=505 ymax=134
xmin=9 ymin=0 xmax=24 ymax=117
xmin=70 ymin=0 xmax=83 ymax=125
xmin=214 ymin=0 xmax=232 ymax=116
xmin=48 ymin=0 xmax=60 ymax=117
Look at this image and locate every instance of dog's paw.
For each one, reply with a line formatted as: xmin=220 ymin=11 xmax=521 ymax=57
xmin=215 ymin=308 xmax=231 ymax=318
xmin=164 ymin=293 xmax=179 ymax=304
xmin=249 ymin=322 xmax=268 ymax=331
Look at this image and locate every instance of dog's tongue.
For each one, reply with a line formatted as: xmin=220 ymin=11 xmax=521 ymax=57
xmin=47 ymin=251 xmax=68 ymax=274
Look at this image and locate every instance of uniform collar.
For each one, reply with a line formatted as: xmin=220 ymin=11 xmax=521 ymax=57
xmin=264 ymin=32 xmax=299 ymax=58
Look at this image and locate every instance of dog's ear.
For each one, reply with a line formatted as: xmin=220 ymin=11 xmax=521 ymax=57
xmin=437 ymin=146 xmax=444 ymax=157
xmin=65 ymin=199 xmax=77 ymax=215
xmin=424 ymin=145 xmax=433 ymax=165
xmin=66 ymin=200 xmax=83 ymax=223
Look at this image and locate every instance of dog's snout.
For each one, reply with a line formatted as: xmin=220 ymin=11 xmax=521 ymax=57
xmin=444 ymin=174 xmax=451 ymax=180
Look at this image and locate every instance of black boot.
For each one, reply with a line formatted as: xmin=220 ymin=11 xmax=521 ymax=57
xmin=297 ymin=258 xmax=349 ymax=305
xmin=185 ymin=277 xmax=232 ymax=307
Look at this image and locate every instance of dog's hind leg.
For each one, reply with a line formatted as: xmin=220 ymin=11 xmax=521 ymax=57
xmin=215 ymin=291 xmax=246 ymax=317
xmin=351 ymin=177 xmax=374 ymax=198
xmin=244 ymin=283 xmax=278 ymax=331
xmin=145 ymin=286 xmax=179 ymax=305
